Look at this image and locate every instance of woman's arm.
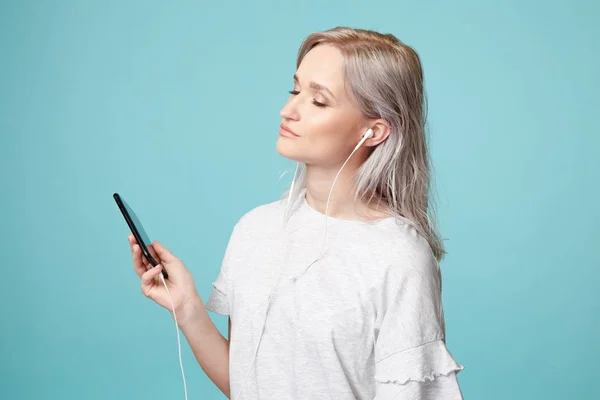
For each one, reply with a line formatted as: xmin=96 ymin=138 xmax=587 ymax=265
xmin=178 ymin=294 xmax=231 ymax=398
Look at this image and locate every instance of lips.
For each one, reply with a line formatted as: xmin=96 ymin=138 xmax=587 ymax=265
xmin=280 ymin=123 xmax=299 ymax=137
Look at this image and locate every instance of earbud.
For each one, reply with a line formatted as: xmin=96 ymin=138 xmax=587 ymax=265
xmin=354 ymin=128 xmax=374 ymax=150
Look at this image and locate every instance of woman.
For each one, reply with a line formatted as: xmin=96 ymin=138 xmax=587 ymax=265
xmin=129 ymin=27 xmax=464 ymax=399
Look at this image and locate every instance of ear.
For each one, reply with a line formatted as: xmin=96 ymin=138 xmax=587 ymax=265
xmin=363 ymin=119 xmax=391 ymax=147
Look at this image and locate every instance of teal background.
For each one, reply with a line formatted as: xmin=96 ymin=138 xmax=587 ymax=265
xmin=1 ymin=1 xmax=598 ymax=399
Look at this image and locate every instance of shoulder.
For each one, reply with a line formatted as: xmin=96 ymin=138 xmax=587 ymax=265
xmin=380 ymin=219 xmax=441 ymax=286
xmin=231 ymin=197 xmax=286 ymax=235
xmin=374 ymin=222 xmax=445 ymax=342
xmin=221 ymin=198 xmax=286 ymax=264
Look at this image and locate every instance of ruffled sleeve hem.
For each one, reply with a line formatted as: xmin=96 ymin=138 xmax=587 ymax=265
xmin=375 ymin=338 xmax=464 ymax=385
xmin=205 ymin=284 xmax=230 ymax=316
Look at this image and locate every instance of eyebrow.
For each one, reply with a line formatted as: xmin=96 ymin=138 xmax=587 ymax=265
xmin=293 ymin=74 xmax=336 ymax=100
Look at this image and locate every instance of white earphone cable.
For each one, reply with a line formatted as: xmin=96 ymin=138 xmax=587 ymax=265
xmin=160 ymin=272 xmax=188 ymax=400
xmin=234 ymin=131 xmax=371 ymax=399
xmin=288 ymin=135 xmax=370 ymax=281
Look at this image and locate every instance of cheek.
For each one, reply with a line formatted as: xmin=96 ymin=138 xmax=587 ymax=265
xmin=304 ymin=111 xmax=350 ymax=145
xmin=302 ymin=115 xmax=356 ymax=164
xmin=277 ymin=108 xmax=361 ymax=164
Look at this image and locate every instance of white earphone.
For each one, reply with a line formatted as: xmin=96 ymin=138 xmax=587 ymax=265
xmin=354 ymin=128 xmax=374 ymax=151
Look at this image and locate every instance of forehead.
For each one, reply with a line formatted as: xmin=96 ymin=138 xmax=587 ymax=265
xmin=296 ymin=44 xmax=346 ymax=93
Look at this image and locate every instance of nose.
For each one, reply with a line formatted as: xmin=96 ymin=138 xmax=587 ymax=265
xmin=280 ymin=98 xmax=300 ymax=121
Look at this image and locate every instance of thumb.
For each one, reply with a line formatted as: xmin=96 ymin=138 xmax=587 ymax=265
xmin=141 ymin=264 xmax=163 ymax=296
xmin=152 ymin=240 xmax=177 ymax=263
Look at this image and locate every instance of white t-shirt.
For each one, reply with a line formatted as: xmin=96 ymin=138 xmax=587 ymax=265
xmin=205 ymin=189 xmax=464 ymax=399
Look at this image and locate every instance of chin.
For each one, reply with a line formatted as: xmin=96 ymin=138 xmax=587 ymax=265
xmin=276 ymin=137 xmax=305 ymax=162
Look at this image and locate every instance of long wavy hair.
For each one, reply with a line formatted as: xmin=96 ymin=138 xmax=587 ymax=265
xmin=281 ymin=26 xmax=446 ymax=262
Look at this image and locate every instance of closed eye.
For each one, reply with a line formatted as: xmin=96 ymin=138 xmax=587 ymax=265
xmin=288 ymin=90 xmax=327 ymax=108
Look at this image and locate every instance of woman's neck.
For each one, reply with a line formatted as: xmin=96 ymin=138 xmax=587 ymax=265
xmin=304 ymin=164 xmax=391 ymax=222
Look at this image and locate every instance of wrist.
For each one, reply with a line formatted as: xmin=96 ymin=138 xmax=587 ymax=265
xmin=176 ymin=292 xmax=206 ymax=330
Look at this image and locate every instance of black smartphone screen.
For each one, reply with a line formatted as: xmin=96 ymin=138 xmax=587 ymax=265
xmin=114 ymin=193 xmax=168 ymax=279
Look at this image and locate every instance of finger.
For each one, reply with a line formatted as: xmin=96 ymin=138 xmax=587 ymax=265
xmin=128 ymin=234 xmax=136 ymax=254
xmin=129 ymin=236 xmax=146 ymax=266
xmin=141 ymin=264 xmax=162 ymax=288
xmin=132 ymin=245 xmax=146 ymax=278
xmin=147 ymin=245 xmax=161 ymax=266
xmin=128 ymin=234 xmax=139 ymax=248
xmin=132 ymin=242 xmax=152 ymax=270
xmin=151 ymin=241 xmax=177 ymax=263
xmin=141 ymin=264 xmax=163 ymax=296
xmin=140 ymin=246 xmax=152 ymax=269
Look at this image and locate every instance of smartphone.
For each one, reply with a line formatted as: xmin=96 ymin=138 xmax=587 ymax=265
xmin=113 ymin=193 xmax=168 ymax=279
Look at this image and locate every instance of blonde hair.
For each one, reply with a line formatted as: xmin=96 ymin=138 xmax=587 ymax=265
xmin=282 ymin=26 xmax=446 ymax=262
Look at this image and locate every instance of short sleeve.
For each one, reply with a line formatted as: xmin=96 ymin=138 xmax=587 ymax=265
xmin=373 ymin=243 xmax=464 ymax=398
xmin=375 ymin=370 xmax=463 ymax=400
xmin=204 ymin=223 xmax=239 ymax=316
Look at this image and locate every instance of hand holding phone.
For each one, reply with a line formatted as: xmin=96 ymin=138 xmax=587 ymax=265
xmin=115 ymin=193 xmax=202 ymax=323
xmin=114 ymin=193 xmax=166 ymax=278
